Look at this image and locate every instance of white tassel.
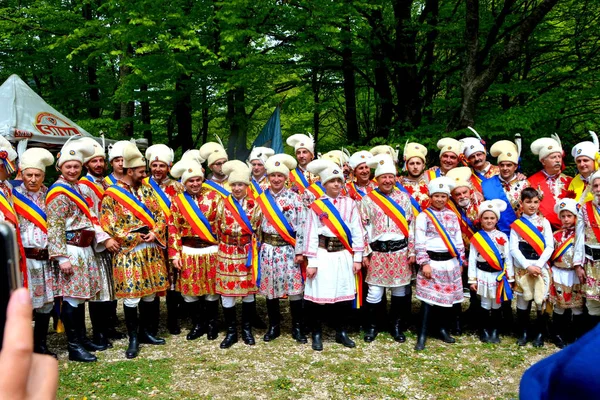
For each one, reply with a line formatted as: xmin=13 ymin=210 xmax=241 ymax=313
xmin=515 ymin=133 xmax=522 ymax=157
xmin=467 ymin=126 xmax=482 ymax=141
xmin=100 ymin=131 xmax=106 ymax=151
xmin=215 ymin=134 xmax=225 ymax=150
xmin=551 ymin=133 xmax=562 ymax=148
xmin=590 ymin=131 xmax=599 ymax=151
xmin=342 ymin=147 xmax=350 ymax=158
xmin=16 ymin=139 xmax=28 ymax=159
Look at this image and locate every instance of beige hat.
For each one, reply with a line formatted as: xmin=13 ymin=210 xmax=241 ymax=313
xmin=571 ymin=131 xmax=599 ymax=163
xmin=478 ymin=199 xmax=508 ymax=220
xmin=519 ymin=271 xmax=547 ymax=306
xmin=180 ymin=149 xmax=206 ymax=164
xmin=57 ymin=138 xmax=96 ymax=167
xmin=307 ymin=159 xmax=344 ymax=185
xmin=446 ymin=166 xmax=472 ymax=190
xmin=591 ymin=169 xmax=600 ymax=185
xmin=348 ymin=150 xmax=372 ymax=170
xmin=554 ymin=198 xmax=579 ymax=217
xmin=461 ymin=137 xmax=486 ymax=158
xmin=428 ymin=177 xmax=455 ymax=196
xmin=286 ymin=133 xmax=315 ymax=155
xmin=171 ymin=159 xmax=204 ymax=184
xmin=403 ymin=142 xmax=427 ymax=163
xmin=531 ymin=135 xmax=562 ymax=161
xmin=199 ymin=142 xmax=228 ymax=166
xmin=108 ymin=140 xmax=130 ymax=162
xmin=19 ymin=148 xmax=54 ymax=173
xmin=76 ymin=137 xmax=105 ymax=164
xmin=122 ymin=142 xmax=146 ymax=169
xmin=367 ymin=154 xmax=396 ymax=178
xmin=266 ymin=154 xmax=297 ymax=176
xmin=0 ymin=137 xmax=17 ymax=162
xmin=321 ymin=150 xmax=348 ymax=167
xmin=145 ymin=144 xmax=174 ymax=167
xmin=437 ymin=138 xmax=463 ymax=157
xmin=248 ymin=147 xmax=275 ymax=165
xmin=370 ymin=145 xmax=398 ymax=162
xmin=490 ymin=140 xmax=520 ymax=164
xmin=222 ymin=160 xmax=251 ymax=185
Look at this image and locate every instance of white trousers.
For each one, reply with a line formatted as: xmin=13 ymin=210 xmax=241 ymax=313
xmin=366 ymin=285 xmax=408 ymax=304
xmin=123 ymin=294 xmax=156 ymax=308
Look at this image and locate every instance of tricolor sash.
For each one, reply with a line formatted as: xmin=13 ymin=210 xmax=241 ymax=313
xmin=13 ymin=190 xmax=47 ymax=233
xmin=353 ymin=269 xmax=363 ymax=309
xmin=289 ymin=167 xmax=310 ymax=194
xmin=552 ymin=233 xmax=574 ymax=262
xmin=79 ymin=175 xmax=105 ymax=200
xmin=470 ymin=231 xmax=513 ymax=303
xmin=309 ymin=199 xmax=353 ymax=253
xmin=145 ymin=177 xmax=172 ymax=217
xmin=586 ymin=201 xmax=600 ymax=243
xmin=223 ymin=196 xmax=260 ymax=285
xmin=395 ymin=182 xmax=422 ymax=216
xmin=250 ymin=179 xmax=265 ymax=199
xmin=446 ymin=199 xmax=476 ymax=239
xmin=203 ymin=180 xmax=230 ymax=198
xmin=105 ymin=185 xmax=156 ymax=229
xmin=47 ymin=183 xmax=95 ymax=223
xmin=471 ymin=172 xmax=484 ymax=193
xmin=366 ymin=189 xmax=409 ymax=237
xmin=174 ymin=193 xmax=217 ymax=244
xmin=347 ymin=182 xmax=366 ymax=200
xmin=256 ymin=190 xmax=296 ymax=247
xmin=510 ymin=217 xmax=546 ymax=257
xmin=0 ymin=189 xmax=27 ymax=286
xmin=425 ymin=169 xmax=441 ymax=182
xmin=423 ymin=208 xmax=460 ymax=260
xmin=103 ymin=173 xmax=117 ymax=187
xmin=306 ymin=182 xmax=325 ymax=198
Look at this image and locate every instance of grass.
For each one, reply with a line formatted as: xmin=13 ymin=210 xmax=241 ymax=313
xmin=51 ymin=299 xmax=557 ymax=400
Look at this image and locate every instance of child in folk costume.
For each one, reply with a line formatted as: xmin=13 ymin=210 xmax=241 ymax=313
xmin=468 ymin=200 xmax=514 ymax=344
xmin=214 ymin=160 xmax=260 ymax=349
xmin=509 ymin=187 xmax=554 ymax=347
xmin=550 ymin=199 xmax=584 ymax=348
xmin=303 ymin=159 xmax=365 ymax=351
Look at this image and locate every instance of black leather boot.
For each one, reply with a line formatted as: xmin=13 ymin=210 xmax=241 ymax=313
xmin=415 ymin=302 xmax=431 ymax=351
xmin=205 ymin=300 xmax=219 ymax=340
xmin=335 ymin=302 xmax=355 ymax=348
xmin=489 ymin=308 xmax=502 ymax=344
xmin=551 ymin=312 xmax=566 ymax=349
xmin=89 ymin=302 xmax=112 ymax=349
xmin=62 ymin=302 xmax=96 ymax=362
xmin=438 ymin=306 xmax=456 ymax=344
xmin=78 ymin=303 xmax=107 ymax=352
xmin=263 ymin=298 xmax=281 ymax=342
xmin=309 ymin=302 xmax=323 ymax=351
xmin=166 ymin=290 xmax=181 ymax=335
xmin=478 ymin=308 xmax=491 ymax=343
xmin=33 ymin=312 xmax=57 ymax=358
xmin=220 ymin=306 xmax=238 ymax=349
xmin=241 ymin=302 xmax=256 ymax=345
xmin=532 ymin=311 xmax=547 ymax=348
xmin=138 ymin=300 xmax=166 ymax=345
xmin=186 ymin=298 xmax=205 ymax=341
xmin=363 ymin=302 xmax=378 ymax=343
xmin=451 ymin=303 xmax=463 ymax=336
xmin=106 ymin=300 xmax=125 ymax=340
xmin=390 ymin=295 xmax=406 ymax=343
xmin=124 ymin=305 xmax=140 ymax=359
xmin=290 ymin=300 xmax=307 ymax=343
xmin=516 ymin=308 xmax=530 ymax=346
xmin=250 ymin=297 xmax=267 ymax=329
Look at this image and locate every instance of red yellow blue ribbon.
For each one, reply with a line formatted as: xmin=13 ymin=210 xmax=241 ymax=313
xmin=510 ymin=217 xmax=546 ymax=257
xmin=249 ymin=179 xmax=264 ymax=199
xmin=0 ymin=189 xmax=26 ymax=285
xmin=395 ymin=182 xmax=422 ymax=216
xmin=79 ymin=174 xmax=105 ymax=200
xmin=470 ymin=231 xmax=513 ymax=303
xmin=353 ymin=269 xmax=363 ymax=309
xmin=289 ymin=167 xmax=310 ymax=194
xmin=347 ymin=182 xmax=366 ymax=200
xmin=47 ymin=183 xmax=95 ymax=224
xmin=586 ymin=201 xmax=600 ymax=243
xmin=423 ymin=208 xmax=460 ymax=260
xmin=13 ymin=190 xmax=47 ymax=233
xmin=551 ymin=233 xmax=574 ymax=262
xmin=446 ymin=199 xmax=476 ymax=239
xmin=367 ymin=189 xmax=410 ymax=237
xmin=174 ymin=192 xmax=217 ymax=244
xmin=256 ymin=190 xmax=296 ymax=247
xmin=309 ymin=198 xmax=353 ymax=253
xmin=144 ymin=177 xmax=172 ymax=218
xmin=103 ymin=173 xmax=117 ymax=187
xmin=425 ymin=169 xmax=441 ymax=182
xmin=203 ymin=180 xmax=230 ymax=198
xmin=306 ymin=182 xmax=325 ymax=198
xmin=105 ymin=185 xmax=156 ymax=229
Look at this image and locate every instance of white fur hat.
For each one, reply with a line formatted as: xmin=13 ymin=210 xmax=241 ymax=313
xmin=180 ymin=149 xmax=206 ymax=164
xmin=76 ymin=137 xmax=105 ymax=164
xmin=478 ymin=199 xmax=508 ymax=220
xmin=122 ymin=142 xmax=146 ymax=169
xmin=248 ymin=146 xmax=275 ymax=165
xmin=222 ymin=160 xmax=251 ymax=185
xmin=461 ymin=137 xmax=486 ymax=158
xmin=348 ymin=150 xmax=373 ymax=170
xmin=108 ymin=140 xmax=130 ymax=162
xmin=57 ymin=138 xmax=96 ymax=167
xmin=437 ymin=138 xmax=463 ymax=157
xmin=145 ymin=144 xmax=174 ymax=167
xmin=19 ymin=148 xmax=54 ymax=173
xmin=171 ymin=158 xmax=204 ymax=184
xmin=531 ymin=136 xmax=562 ymax=161
xmin=265 ymin=153 xmax=297 ymax=176
xmin=0 ymin=137 xmax=17 ymax=162
xmin=427 ymin=177 xmax=455 ymax=196
xmin=403 ymin=142 xmax=427 ymax=163
xmin=367 ymin=154 xmax=396 ymax=178
xmin=591 ymin=169 xmax=600 ymax=185
xmin=286 ymin=133 xmax=315 ymax=155
xmin=446 ymin=166 xmax=472 ymax=190
xmin=571 ymin=131 xmax=599 ymax=163
xmin=199 ymin=142 xmax=228 ymax=166
xmin=370 ymin=145 xmax=398 ymax=162
xmin=321 ymin=150 xmax=349 ymax=167
xmin=490 ymin=140 xmax=519 ymax=164
xmin=554 ymin=198 xmax=579 ymax=217
xmin=307 ymin=159 xmax=344 ymax=185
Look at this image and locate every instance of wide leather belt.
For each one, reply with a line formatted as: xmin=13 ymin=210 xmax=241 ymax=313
xmin=24 ymin=247 xmax=49 ymax=261
xmin=221 ymin=235 xmax=251 ymax=245
xmin=261 ymin=233 xmax=290 ymax=247
xmin=66 ymin=230 xmax=95 ymax=247
xmin=181 ymin=237 xmax=214 ymax=248
xmin=476 ymin=261 xmax=498 ymax=273
xmin=318 ymin=235 xmax=345 ymax=252
xmin=427 ymin=251 xmax=454 ymax=261
xmin=519 ymin=242 xmax=539 ymax=260
xmin=585 ymin=245 xmax=600 ymax=261
xmin=371 ymin=239 xmax=408 ymax=253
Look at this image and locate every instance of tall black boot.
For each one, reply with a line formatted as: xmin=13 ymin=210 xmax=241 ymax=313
xmin=220 ymin=306 xmax=238 ymax=348
xmin=334 ymin=301 xmax=355 ymax=348
xmin=263 ymin=299 xmax=281 ymax=342
xmin=290 ymin=300 xmax=307 ymax=344
xmin=166 ymin=290 xmax=181 ymax=335
xmin=61 ymin=302 xmax=96 ymax=362
xmin=516 ymin=307 xmax=530 ymax=346
xmin=78 ymin=303 xmax=107 ymax=352
xmin=451 ymin=303 xmax=462 ymax=336
xmin=478 ymin=308 xmax=491 ymax=343
xmin=489 ymin=308 xmax=502 ymax=344
xmin=363 ymin=302 xmax=378 ymax=343
xmin=532 ymin=311 xmax=548 ymax=348
xmin=241 ymin=302 xmax=256 ymax=345
xmin=390 ymin=295 xmax=407 ymax=343
xmin=310 ymin=302 xmax=323 ymax=351
xmin=501 ymin=300 xmax=514 ymax=335
xmin=250 ymin=297 xmax=267 ymax=329
xmin=138 ymin=300 xmax=166 ymax=345
xmin=438 ymin=306 xmax=456 ymax=344
xmin=186 ymin=298 xmax=205 ymax=341
xmin=89 ymin=302 xmax=112 ymax=349
xmin=415 ymin=302 xmax=431 ymax=351
xmin=551 ymin=312 xmax=567 ymax=349
xmin=206 ymin=300 xmax=219 ymax=340
xmin=33 ymin=312 xmax=57 ymax=358
xmin=124 ymin=305 xmax=139 ymax=359
xmin=106 ymin=300 xmax=125 ymax=340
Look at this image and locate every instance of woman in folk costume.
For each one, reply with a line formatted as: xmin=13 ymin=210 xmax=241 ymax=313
xmin=550 ymin=199 xmax=584 ymax=348
xmin=468 ymin=199 xmax=514 ymax=344
xmin=15 ymin=148 xmax=56 ymax=357
xmin=215 ymin=160 xmax=260 ymax=348
xmin=168 ymin=157 xmax=221 ymax=342
xmin=414 ymin=177 xmax=466 ymax=351
xmin=251 ymin=154 xmax=307 ymax=344
xmin=303 ymin=159 xmax=365 ymax=351
xmin=48 ymin=138 xmax=113 ymax=362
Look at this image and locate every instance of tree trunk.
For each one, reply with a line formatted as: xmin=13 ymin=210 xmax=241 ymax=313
xmin=311 ymin=67 xmax=320 ymax=154
xmin=140 ymin=83 xmax=152 ymax=145
xmin=83 ymin=2 xmax=100 ymax=119
xmin=175 ymin=74 xmax=193 ymax=152
xmin=341 ymin=15 xmax=359 ymax=144
xmin=119 ymin=44 xmax=134 ymax=137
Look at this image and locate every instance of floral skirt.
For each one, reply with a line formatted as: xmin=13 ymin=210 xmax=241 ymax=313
xmin=56 ymin=244 xmax=100 ymax=299
xmin=415 ymin=258 xmax=463 ymax=307
xmin=26 ymin=258 xmax=56 ymax=309
xmin=584 ymin=259 xmax=600 ymax=301
xmin=258 ymin=243 xmax=303 ymax=299
xmin=113 ymin=242 xmax=169 ymax=299
xmin=550 ymin=267 xmax=583 ymax=309
xmin=216 ymin=243 xmax=257 ymax=296
xmin=176 ymin=245 xmax=218 ymax=296
xmin=367 ymin=249 xmax=412 ymax=287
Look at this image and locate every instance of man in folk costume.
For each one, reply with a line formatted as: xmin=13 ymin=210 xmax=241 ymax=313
xmin=104 ymin=140 xmax=130 ymax=187
xmin=100 ymin=143 xmax=169 ymax=359
xmin=14 ymin=148 xmax=56 ymax=357
xmin=48 ymin=139 xmax=113 ymax=362
xmin=460 ymin=127 xmax=499 ymax=191
xmin=77 ymin=137 xmax=123 ymax=349
xmin=399 ymin=142 xmax=430 ymax=213
xmin=252 ymin=154 xmax=307 ymax=344
xmin=359 ymin=154 xmax=415 ymax=343
xmin=144 ymin=144 xmax=185 ymax=335
xmin=414 ymin=177 xmax=466 ymax=351
xmin=346 ymin=151 xmax=377 ymax=202
xmin=286 ymin=133 xmax=317 ymax=194
xmin=168 ymin=158 xmax=221 ymax=341
xmin=199 ymin=141 xmax=231 ymax=196
xmin=425 ymin=138 xmax=463 ymax=181
xmin=247 ymin=146 xmax=275 ymax=199
xmin=568 ymin=131 xmax=599 ymax=204
xmin=528 ymin=134 xmax=573 ymax=230
xmin=214 ymin=160 xmax=261 ymax=348
xmin=573 ymin=170 xmax=600 ymax=333
xmin=303 ymin=159 xmax=366 ymax=351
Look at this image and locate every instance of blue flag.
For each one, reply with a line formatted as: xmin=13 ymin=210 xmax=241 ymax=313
xmin=251 ymin=107 xmax=283 ymax=154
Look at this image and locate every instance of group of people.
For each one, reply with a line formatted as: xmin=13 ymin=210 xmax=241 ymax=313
xmin=2 ymin=126 xmax=600 ymax=362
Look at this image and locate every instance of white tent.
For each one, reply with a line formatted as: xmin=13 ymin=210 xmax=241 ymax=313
xmin=0 ymin=74 xmax=146 ymax=151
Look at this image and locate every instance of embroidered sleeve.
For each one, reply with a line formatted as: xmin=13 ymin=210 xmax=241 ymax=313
xmin=100 ymin=195 xmax=143 ymax=252
xmin=415 ymin=213 xmax=430 ymax=265
xmin=47 ymin=194 xmax=70 ymax=259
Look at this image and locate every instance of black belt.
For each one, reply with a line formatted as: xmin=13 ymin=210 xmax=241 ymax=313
xmin=476 ymin=261 xmax=499 ymax=273
xmin=371 ymin=239 xmax=408 ymax=253
xmin=318 ymin=236 xmax=345 ymax=252
xmin=427 ymin=251 xmax=454 ymax=261
xmin=585 ymin=245 xmax=600 ymax=261
xmin=519 ymin=242 xmax=539 ymax=260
